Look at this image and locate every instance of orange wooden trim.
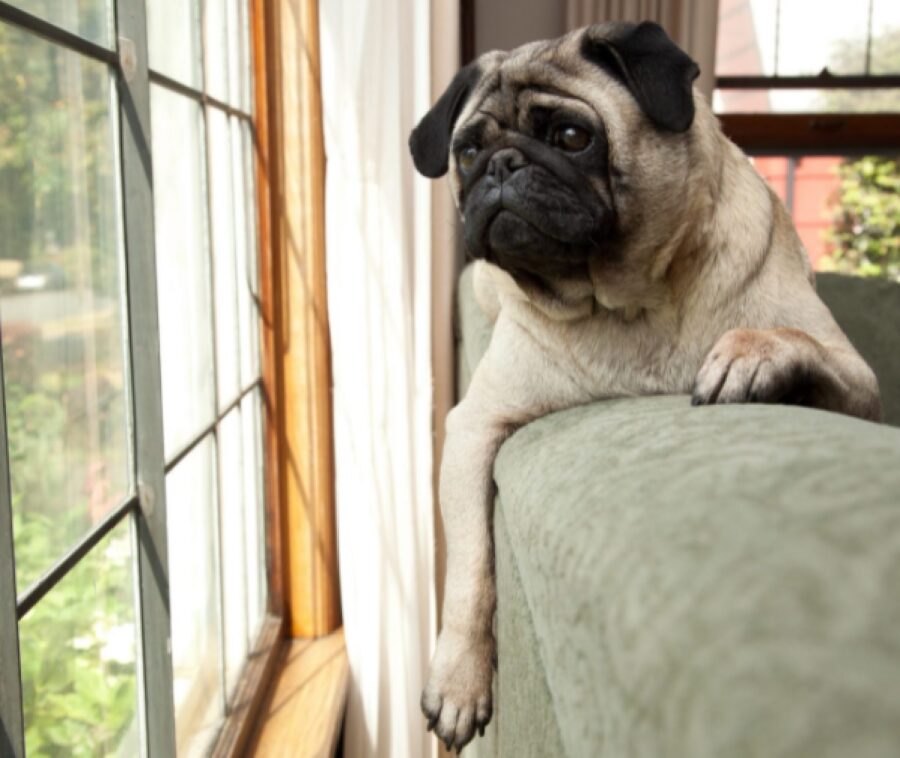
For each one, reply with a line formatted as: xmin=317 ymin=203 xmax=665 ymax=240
xmin=719 ymin=113 xmax=900 ymax=153
xmin=262 ymin=0 xmax=341 ymax=637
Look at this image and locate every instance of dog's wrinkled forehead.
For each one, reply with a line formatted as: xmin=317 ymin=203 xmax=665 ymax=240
xmin=455 ymin=35 xmax=589 ymax=127
xmin=409 ymin=22 xmax=700 ymax=179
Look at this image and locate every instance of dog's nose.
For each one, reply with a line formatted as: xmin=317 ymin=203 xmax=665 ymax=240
xmin=487 ymin=148 xmax=527 ymax=181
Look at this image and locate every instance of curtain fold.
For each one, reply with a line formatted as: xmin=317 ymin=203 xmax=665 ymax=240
xmin=564 ymin=0 xmax=720 ymax=99
xmin=318 ymin=1 xmax=436 ymax=757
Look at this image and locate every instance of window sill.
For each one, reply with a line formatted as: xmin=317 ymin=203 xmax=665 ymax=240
xmin=248 ymin=627 xmax=349 ymax=757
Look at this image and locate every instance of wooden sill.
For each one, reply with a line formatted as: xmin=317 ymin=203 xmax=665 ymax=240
xmin=248 ymin=628 xmax=349 ymax=757
xmin=212 ymin=616 xmax=285 ymax=758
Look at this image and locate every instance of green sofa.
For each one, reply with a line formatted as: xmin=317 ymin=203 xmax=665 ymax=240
xmin=457 ymin=265 xmax=900 ymax=758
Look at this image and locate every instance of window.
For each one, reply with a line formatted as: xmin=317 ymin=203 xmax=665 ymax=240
xmin=714 ymin=0 xmax=900 ymax=281
xmin=0 ymin=1 xmax=272 ymax=756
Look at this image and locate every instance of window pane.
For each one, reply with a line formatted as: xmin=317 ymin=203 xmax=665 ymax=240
xmin=166 ymin=435 xmax=224 ymax=757
xmin=242 ymin=387 xmax=266 ymax=634
xmin=209 ymin=108 xmax=240 ymax=411
xmin=19 ymin=520 xmax=139 ymax=757
xmin=228 ymin=0 xmax=252 ymax=112
xmin=219 ymin=406 xmax=248 ymax=698
xmin=235 ymin=121 xmax=260 ymax=388
xmin=236 ymin=0 xmax=253 ymax=112
xmin=716 ymin=0 xmax=900 ymax=76
xmin=716 ymin=0 xmax=775 ymax=76
xmin=751 ymin=154 xmax=900 ymax=281
xmin=9 ymin=0 xmax=113 ymax=48
xmin=714 ymin=87 xmax=900 ymax=113
xmin=0 ymin=24 xmax=131 ymax=590
xmin=776 ymin=0 xmax=868 ymax=76
xmin=204 ymin=0 xmax=229 ymax=103
xmin=204 ymin=0 xmax=252 ymax=110
xmin=872 ymin=1 xmax=900 ymax=75
xmin=150 ymin=86 xmax=215 ymax=461
xmin=146 ymin=0 xmax=202 ymax=88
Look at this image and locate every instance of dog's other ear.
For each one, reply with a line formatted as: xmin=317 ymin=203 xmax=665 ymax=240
xmin=409 ymin=62 xmax=481 ymax=178
xmin=581 ymin=21 xmax=700 ymax=133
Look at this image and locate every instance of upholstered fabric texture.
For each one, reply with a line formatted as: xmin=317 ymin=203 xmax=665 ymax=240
xmin=457 ymin=265 xmax=900 ymax=758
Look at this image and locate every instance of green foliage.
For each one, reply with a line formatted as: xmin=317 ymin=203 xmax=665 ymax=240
xmin=0 ymin=11 xmax=137 ymax=754
xmin=0 ymin=19 xmax=120 ymax=297
xmin=820 ymin=27 xmax=900 ymax=281
xmin=1 ymin=6 xmax=139 ymax=754
xmin=6 ymin=355 xmax=135 ymax=756
xmin=824 ymin=157 xmax=900 ymax=282
xmin=15 ymin=509 xmax=138 ymax=757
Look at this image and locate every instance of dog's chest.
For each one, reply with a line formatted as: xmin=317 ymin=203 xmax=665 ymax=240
xmin=513 ymin=304 xmax=701 ymax=399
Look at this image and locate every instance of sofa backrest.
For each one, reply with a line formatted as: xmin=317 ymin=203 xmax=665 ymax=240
xmin=817 ymin=273 xmax=900 ymax=426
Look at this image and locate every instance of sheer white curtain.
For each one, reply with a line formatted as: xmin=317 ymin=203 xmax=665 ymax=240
xmin=565 ymin=0 xmax=720 ymax=97
xmin=318 ymin=1 xmax=437 ymax=757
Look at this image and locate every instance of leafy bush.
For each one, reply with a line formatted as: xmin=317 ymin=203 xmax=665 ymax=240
xmin=16 ymin=509 xmax=138 ymax=757
xmin=824 ymin=156 xmax=900 ymax=282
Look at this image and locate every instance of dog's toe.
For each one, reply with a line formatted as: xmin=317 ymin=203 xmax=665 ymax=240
xmin=453 ymin=705 xmax=476 ymax=751
xmin=434 ymin=701 xmax=459 ymax=749
xmin=422 ymin=629 xmax=495 ymax=750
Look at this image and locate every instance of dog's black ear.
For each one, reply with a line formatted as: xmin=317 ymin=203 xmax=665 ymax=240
xmin=581 ymin=21 xmax=700 ymax=133
xmin=409 ymin=63 xmax=481 ymax=178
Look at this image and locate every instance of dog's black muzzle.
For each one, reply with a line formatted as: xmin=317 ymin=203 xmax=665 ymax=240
xmin=461 ymin=145 xmax=610 ymax=278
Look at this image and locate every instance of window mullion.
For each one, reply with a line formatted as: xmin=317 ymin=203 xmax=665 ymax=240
xmin=0 ymin=352 xmax=24 ymax=758
xmin=114 ymin=0 xmax=177 ymax=755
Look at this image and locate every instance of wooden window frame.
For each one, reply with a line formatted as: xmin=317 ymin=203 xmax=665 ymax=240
xmin=717 ymin=74 xmax=900 ymax=154
xmin=213 ymin=0 xmax=343 ymax=751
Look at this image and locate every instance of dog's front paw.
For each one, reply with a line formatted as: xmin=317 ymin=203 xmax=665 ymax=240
xmin=692 ymin=327 xmax=824 ymax=407
xmin=421 ymin=629 xmax=494 ymax=752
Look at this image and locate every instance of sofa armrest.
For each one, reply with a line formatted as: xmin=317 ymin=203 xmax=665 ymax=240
xmin=456 ymin=264 xmax=900 ymax=757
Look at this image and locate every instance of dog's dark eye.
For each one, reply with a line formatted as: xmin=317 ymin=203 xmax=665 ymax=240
xmin=551 ymin=125 xmax=591 ymax=152
xmin=457 ymin=145 xmax=479 ymax=172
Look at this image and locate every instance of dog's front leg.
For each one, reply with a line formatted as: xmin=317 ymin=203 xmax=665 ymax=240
xmin=422 ymin=396 xmax=508 ymax=752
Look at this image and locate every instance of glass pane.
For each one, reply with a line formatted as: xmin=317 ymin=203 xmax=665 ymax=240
xmin=150 ymin=85 xmax=215 ymax=461
xmin=716 ymin=0 xmax=775 ymax=76
xmin=227 ymin=0 xmax=247 ymax=111
xmin=204 ymin=0 xmax=229 ymax=103
xmin=10 ymin=0 xmax=112 ymax=48
xmin=209 ymin=108 xmax=240 ymax=411
xmin=716 ymin=0 xmax=900 ymax=76
xmin=237 ymin=0 xmax=253 ymax=112
xmin=219 ymin=406 xmax=248 ymax=698
xmin=751 ymin=154 xmax=900 ymax=281
xmin=713 ymin=87 xmax=900 ymax=113
xmin=19 ymin=520 xmax=139 ymax=757
xmin=872 ymin=1 xmax=900 ymax=75
xmin=235 ymin=121 xmax=260 ymax=388
xmin=242 ymin=387 xmax=266 ymax=634
xmin=0 ymin=24 xmax=131 ymax=590
xmin=146 ymin=0 xmax=202 ymax=88
xmin=776 ymin=0 xmax=868 ymax=76
xmin=204 ymin=0 xmax=252 ymax=111
xmin=166 ymin=435 xmax=224 ymax=757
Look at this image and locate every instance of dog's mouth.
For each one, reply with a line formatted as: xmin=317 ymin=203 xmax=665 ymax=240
xmin=462 ymin=165 xmax=609 ymax=278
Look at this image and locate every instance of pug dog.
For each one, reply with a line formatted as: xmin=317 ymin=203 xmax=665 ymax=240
xmin=409 ymin=21 xmax=882 ymax=751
